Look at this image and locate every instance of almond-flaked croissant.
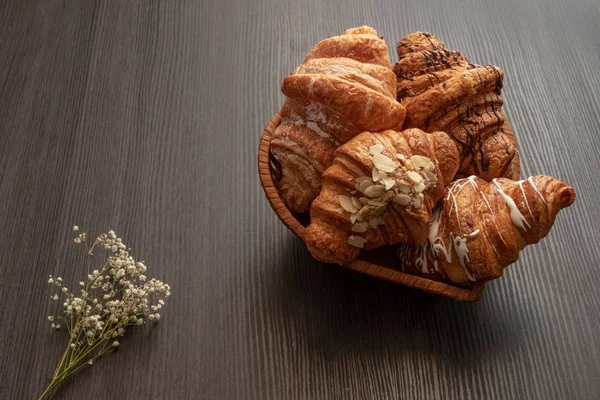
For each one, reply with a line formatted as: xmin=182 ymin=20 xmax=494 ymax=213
xmin=305 ymin=128 xmax=460 ymax=265
xmin=398 ymin=175 xmax=576 ymax=284
xmin=393 ymin=32 xmax=516 ymax=181
xmin=271 ymin=26 xmax=406 ymax=213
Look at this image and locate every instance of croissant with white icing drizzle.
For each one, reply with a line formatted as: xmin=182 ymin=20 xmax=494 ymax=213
xmin=397 ymin=175 xmax=576 ymax=284
xmin=304 ymin=128 xmax=460 ymax=265
xmin=270 ymin=26 xmax=406 ymax=213
xmin=393 ymin=32 xmax=517 ymax=181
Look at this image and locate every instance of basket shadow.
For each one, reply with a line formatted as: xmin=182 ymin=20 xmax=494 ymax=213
xmin=265 ymin=235 xmax=522 ymax=365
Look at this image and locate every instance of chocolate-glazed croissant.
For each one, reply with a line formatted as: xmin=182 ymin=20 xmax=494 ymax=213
xmin=305 ymin=128 xmax=460 ymax=265
xmin=393 ymin=32 xmax=516 ymax=181
xmin=398 ymin=175 xmax=576 ymax=284
xmin=271 ymin=26 xmax=406 ymax=213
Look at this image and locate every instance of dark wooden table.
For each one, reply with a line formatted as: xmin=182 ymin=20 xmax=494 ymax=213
xmin=1 ymin=0 xmax=599 ymax=399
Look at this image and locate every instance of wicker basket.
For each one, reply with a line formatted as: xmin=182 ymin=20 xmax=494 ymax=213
xmin=258 ymin=113 xmax=520 ymax=301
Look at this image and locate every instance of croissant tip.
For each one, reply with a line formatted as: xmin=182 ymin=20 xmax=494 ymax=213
xmin=557 ymin=184 xmax=576 ymax=209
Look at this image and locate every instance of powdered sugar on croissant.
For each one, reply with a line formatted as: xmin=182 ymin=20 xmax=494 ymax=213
xmin=271 ymin=26 xmax=406 ymax=213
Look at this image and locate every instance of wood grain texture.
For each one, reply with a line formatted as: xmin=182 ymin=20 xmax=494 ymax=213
xmin=0 ymin=0 xmax=599 ymax=399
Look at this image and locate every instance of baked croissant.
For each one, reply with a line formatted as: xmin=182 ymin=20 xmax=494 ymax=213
xmin=304 ymin=128 xmax=460 ymax=265
xmin=270 ymin=26 xmax=406 ymax=213
xmin=393 ymin=32 xmax=517 ymax=181
xmin=397 ymin=175 xmax=576 ymax=284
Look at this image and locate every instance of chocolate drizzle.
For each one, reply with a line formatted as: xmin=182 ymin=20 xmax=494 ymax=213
xmin=268 ymin=147 xmax=283 ymax=189
xmin=395 ymin=32 xmax=513 ymax=180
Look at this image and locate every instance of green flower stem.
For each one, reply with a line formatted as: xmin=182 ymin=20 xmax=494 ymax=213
xmin=39 ymin=334 xmax=115 ymax=399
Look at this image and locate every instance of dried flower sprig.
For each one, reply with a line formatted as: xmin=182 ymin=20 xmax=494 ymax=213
xmin=39 ymin=227 xmax=171 ymax=399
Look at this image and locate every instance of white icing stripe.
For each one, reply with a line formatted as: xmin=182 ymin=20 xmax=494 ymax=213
xmin=418 ymin=206 xmax=479 ymax=282
xmin=477 ymin=191 xmax=503 ymax=259
xmin=528 ymin=176 xmax=547 ymax=204
xmin=480 ymin=191 xmax=492 ymax=211
xmin=453 ymin=235 xmax=469 ymax=267
xmin=517 ymin=180 xmax=535 ymax=219
xmin=453 ymin=235 xmax=477 ymax=281
xmin=468 ymin=229 xmax=480 ymax=238
xmin=492 ymin=179 xmax=531 ymax=231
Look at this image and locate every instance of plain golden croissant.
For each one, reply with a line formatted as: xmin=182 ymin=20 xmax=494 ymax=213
xmin=270 ymin=26 xmax=406 ymax=213
xmin=304 ymin=128 xmax=460 ymax=265
xmin=397 ymin=175 xmax=576 ymax=284
xmin=393 ymin=32 xmax=517 ymax=181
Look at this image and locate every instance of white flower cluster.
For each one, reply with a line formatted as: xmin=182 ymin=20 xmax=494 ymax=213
xmin=47 ymin=227 xmax=171 ymax=346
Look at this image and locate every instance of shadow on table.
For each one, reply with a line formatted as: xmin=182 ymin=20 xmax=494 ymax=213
xmin=264 ymin=235 xmax=524 ymax=365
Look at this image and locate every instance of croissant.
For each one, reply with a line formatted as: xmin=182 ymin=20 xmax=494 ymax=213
xmin=393 ymin=32 xmax=516 ymax=181
xmin=270 ymin=26 xmax=406 ymax=213
xmin=304 ymin=128 xmax=460 ymax=265
xmin=397 ymin=175 xmax=576 ymax=284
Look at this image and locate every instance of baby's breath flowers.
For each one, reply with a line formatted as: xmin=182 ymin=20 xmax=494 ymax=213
xmin=39 ymin=227 xmax=171 ymax=400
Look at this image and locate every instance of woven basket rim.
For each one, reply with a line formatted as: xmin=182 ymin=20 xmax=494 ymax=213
xmin=258 ymin=113 xmax=520 ymax=302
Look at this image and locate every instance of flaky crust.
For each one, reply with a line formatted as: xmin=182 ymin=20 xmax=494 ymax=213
xmin=394 ymin=32 xmax=515 ymax=181
xmin=271 ymin=26 xmax=406 ymax=213
xmin=304 ymin=26 xmax=391 ymax=67
xmin=305 ymin=128 xmax=460 ymax=265
xmin=398 ymin=175 xmax=576 ymax=284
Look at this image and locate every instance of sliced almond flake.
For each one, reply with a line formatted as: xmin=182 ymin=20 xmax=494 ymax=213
xmin=372 ymin=168 xmax=381 ymax=182
xmin=369 ymin=217 xmax=380 ymax=229
xmin=358 ymin=179 xmax=374 ymax=194
xmin=352 ymin=222 xmax=369 ymax=233
xmin=364 ymin=184 xmax=386 ymax=198
xmin=393 ymin=194 xmax=411 ymax=205
xmin=396 ymin=153 xmax=406 ymax=160
xmin=356 ymin=176 xmax=371 ymax=183
xmin=372 ymin=206 xmax=387 ymax=216
xmin=369 ymin=144 xmax=384 ymax=156
xmin=406 ymin=171 xmax=423 ymax=184
xmin=350 ymin=190 xmax=357 ymax=195
xmin=425 ymin=171 xmax=438 ymax=183
xmin=409 ymin=137 xmax=416 ymax=148
xmin=357 ymin=206 xmax=371 ymax=221
xmin=355 ymin=182 xmax=363 ymax=191
xmin=339 ymin=195 xmax=358 ymax=213
xmin=404 ymin=160 xmax=414 ymax=170
xmin=350 ymin=214 xmax=358 ymax=224
xmin=381 ymin=175 xmax=395 ymax=190
xmin=359 ymin=197 xmax=369 ymax=205
xmin=414 ymin=182 xmax=426 ymax=193
xmin=351 ymin=197 xmax=362 ymax=210
xmin=410 ymin=155 xmax=432 ymax=170
xmin=348 ymin=235 xmax=367 ymax=249
xmin=398 ymin=185 xmax=411 ymax=194
xmin=367 ymin=199 xmax=386 ymax=207
xmin=335 ymin=208 xmax=344 ymax=214
xmin=381 ymin=191 xmax=395 ymax=202
xmin=372 ymin=154 xmax=397 ymax=173
xmin=412 ymin=197 xmax=422 ymax=209
xmin=424 ymin=161 xmax=435 ymax=173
